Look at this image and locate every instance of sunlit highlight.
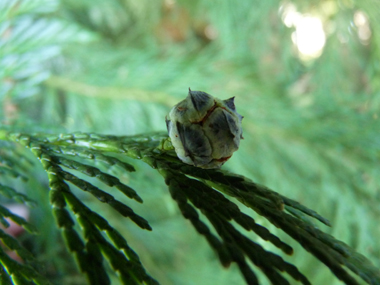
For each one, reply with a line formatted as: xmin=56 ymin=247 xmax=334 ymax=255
xmin=280 ymin=3 xmax=326 ymax=60
xmin=292 ymin=17 xmax=326 ymax=58
xmin=354 ymin=10 xmax=371 ymax=44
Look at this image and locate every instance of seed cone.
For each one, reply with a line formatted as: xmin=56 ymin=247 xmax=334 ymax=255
xmin=166 ymin=89 xmax=243 ymax=169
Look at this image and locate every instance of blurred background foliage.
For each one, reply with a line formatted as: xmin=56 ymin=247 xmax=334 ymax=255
xmin=1 ymin=0 xmax=380 ymax=284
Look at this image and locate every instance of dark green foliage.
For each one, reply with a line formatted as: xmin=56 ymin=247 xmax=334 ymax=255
xmin=1 ymin=0 xmax=380 ymax=284
xmin=0 ymin=130 xmax=379 ymax=284
xmin=0 ymin=141 xmax=49 ymax=284
xmin=0 ymin=204 xmax=37 ymax=234
xmin=0 ymin=132 xmax=161 ymax=284
xmin=0 ymin=184 xmax=37 ymax=207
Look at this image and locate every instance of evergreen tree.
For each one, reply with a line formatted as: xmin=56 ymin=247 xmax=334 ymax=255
xmin=1 ymin=0 xmax=379 ymax=284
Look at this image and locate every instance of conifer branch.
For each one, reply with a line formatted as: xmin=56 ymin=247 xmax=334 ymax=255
xmin=0 ymin=233 xmax=49 ymax=284
xmin=0 ymin=130 xmax=379 ymax=284
xmin=0 ymin=184 xmax=37 ymax=207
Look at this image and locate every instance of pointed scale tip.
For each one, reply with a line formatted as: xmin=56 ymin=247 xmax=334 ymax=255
xmin=224 ymin=97 xmax=236 ymax=110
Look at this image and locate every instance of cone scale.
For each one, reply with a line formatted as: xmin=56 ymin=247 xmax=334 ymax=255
xmin=165 ymin=89 xmax=243 ymax=169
